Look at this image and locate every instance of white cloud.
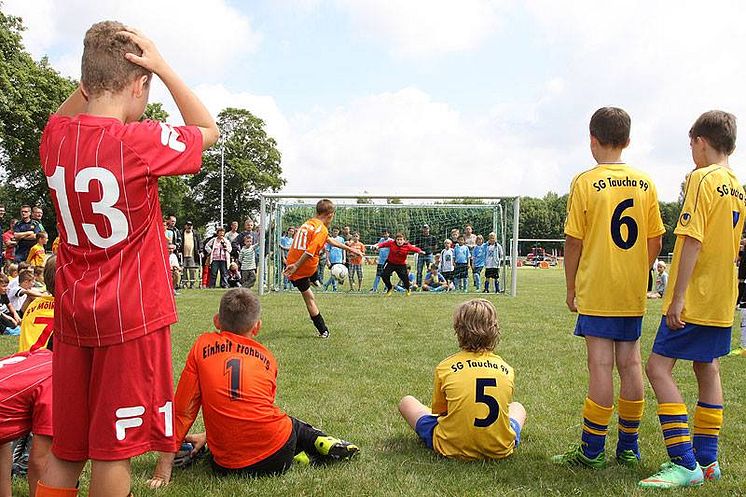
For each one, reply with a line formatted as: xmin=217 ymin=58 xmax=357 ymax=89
xmin=3 ymin=0 xmax=261 ymax=82
xmin=335 ymin=0 xmax=506 ymax=57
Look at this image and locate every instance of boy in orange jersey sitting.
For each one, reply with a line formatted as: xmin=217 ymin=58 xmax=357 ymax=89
xmin=148 ymin=288 xmax=359 ymax=487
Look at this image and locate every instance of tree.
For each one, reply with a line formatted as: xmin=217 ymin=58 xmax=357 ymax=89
xmin=189 ymin=108 xmax=285 ymax=227
xmin=0 ymin=7 xmax=76 ymax=233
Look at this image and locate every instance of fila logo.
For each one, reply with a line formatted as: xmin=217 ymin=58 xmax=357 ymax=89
xmin=159 ymin=123 xmax=186 ymax=153
xmin=115 ymin=406 xmax=145 ymax=441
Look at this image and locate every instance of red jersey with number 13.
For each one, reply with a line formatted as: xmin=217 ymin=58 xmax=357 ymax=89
xmin=40 ymin=114 xmax=203 ymax=347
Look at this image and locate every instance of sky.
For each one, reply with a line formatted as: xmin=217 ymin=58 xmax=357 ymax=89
xmin=6 ymin=0 xmax=746 ymax=201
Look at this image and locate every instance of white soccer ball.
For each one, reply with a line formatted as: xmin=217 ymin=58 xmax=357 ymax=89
xmin=331 ymin=264 xmax=348 ymax=283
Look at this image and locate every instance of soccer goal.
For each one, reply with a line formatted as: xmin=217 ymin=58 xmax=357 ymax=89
xmin=258 ymin=195 xmax=521 ymax=296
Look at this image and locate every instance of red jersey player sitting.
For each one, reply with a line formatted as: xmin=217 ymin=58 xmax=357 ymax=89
xmin=283 ymin=199 xmax=363 ymax=338
xmin=36 ymin=21 xmax=219 ymax=497
xmin=374 ymin=233 xmax=423 ymax=296
xmin=0 ymin=348 xmax=53 ymax=497
xmin=147 ymin=288 xmax=359 ymax=487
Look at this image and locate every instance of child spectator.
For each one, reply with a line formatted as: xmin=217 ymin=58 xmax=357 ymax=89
xmin=346 ymin=232 xmax=366 ymax=292
xmin=464 ymin=224 xmax=477 ymax=248
xmin=394 ymin=265 xmax=417 ymax=292
xmin=147 ymin=288 xmax=359 ymax=486
xmin=32 ymin=267 xmax=45 ymax=291
xmin=555 ymin=107 xmax=664 ymax=471
xmin=9 ymin=270 xmax=44 ymax=318
xmin=422 ymin=264 xmax=448 ymax=292
xmin=471 ymin=234 xmax=486 ymax=290
xmin=369 ymin=229 xmax=392 ymax=293
xmin=398 ymin=299 xmax=526 ymax=460
xmin=647 ymin=261 xmax=668 ymax=299
xmin=0 ymin=348 xmax=54 ymax=497
xmin=19 ymin=255 xmax=56 ymax=352
xmin=375 ymin=233 xmax=423 ymax=296
xmin=439 ymin=239 xmax=455 ymax=290
xmin=26 ymin=232 xmax=47 ymax=268
xmin=36 ymin=21 xmax=219 ymax=497
xmin=169 ymin=245 xmax=181 ymax=295
xmin=2 ymin=219 xmax=17 ymax=263
xmin=483 ymin=232 xmax=503 ymax=293
xmin=226 ymin=262 xmax=242 ymax=288
xmin=640 ymin=111 xmax=743 ymax=488
xmin=0 ymin=273 xmax=21 ymax=335
xmin=238 ymin=236 xmax=257 ymax=289
xmin=279 ymin=227 xmax=294 ymax=290
xmin=450 ymin=228 xmax=460 ymax=244
xmin=454 ymin=235 xmax=471 ymax=292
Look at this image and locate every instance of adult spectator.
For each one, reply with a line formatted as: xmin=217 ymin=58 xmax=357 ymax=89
xmin=226 ymin=220 xmax=240 ymax=261
xmin=31 ymin=206 xmax=45 ymax=232
xmin=236 ymin=218 xmax=260 ymax=265
xmin=412 ymin=224 xmax=438 ymax=287
xmin=464 ymin=224 xmax=477 ymax=248
xmin=205 ymin=226 xmax=230 ymax=288
xmin=181 ymin=221 xmax=202 ymax=288
xmin=166 ymin=215 xmax=182 ymax=255
xmin=14 ymin=206 xmax=40 ymax=262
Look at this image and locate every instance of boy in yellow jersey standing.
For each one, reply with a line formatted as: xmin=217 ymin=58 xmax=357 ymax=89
xmin=553 ymin=107 xmax=664 ymax=468
xmin=398 ymin=299 xmax=526 ymax=460
xmin=639 ymin=111 xmax=745 ymax=489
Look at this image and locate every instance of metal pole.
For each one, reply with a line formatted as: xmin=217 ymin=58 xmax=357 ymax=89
xmin=511 ymin=197 xmax=520 ymax=297
xmin=259 ymin=195 xmax=266 ymax=296
xmin=220 ymin=146 xmax=225 ymax=228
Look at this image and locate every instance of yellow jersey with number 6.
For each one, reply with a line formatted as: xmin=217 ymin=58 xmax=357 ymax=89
xmin=662 ymin=165 xmax=746 ymax=326
xmin=565 ymin=164 xmax=665 ymax=316
xmin=431 ymin=350 xmax=515 ymax=460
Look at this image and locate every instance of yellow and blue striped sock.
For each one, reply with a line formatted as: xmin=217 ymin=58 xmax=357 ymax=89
xmin=693 ymin=401 xmax=723 ymax=466
xmin=581 ymin=397 xmax=613 ymax=459
xmin=658 ymin=403 xmax=697 ymax=470
xmin=616 ymin=398 xmax=643 ymax=457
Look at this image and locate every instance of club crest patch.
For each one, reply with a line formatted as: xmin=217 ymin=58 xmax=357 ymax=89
xmin=679 ymin=212 xmax=691 ymax=227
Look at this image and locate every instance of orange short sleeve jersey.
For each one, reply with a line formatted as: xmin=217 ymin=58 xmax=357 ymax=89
xmin=172 ymin=331 xmax=292 ymax=469
xmin=286 ymin=218 xmax=329 ymax=280
xmin=347 ymin=241 xmax=366 ymax=265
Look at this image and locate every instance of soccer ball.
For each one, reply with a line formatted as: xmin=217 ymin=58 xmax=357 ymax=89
xmin=331 ymin=264 xmax=348 ymax=283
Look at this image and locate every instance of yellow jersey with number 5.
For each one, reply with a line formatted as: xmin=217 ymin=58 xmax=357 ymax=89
xmin=431 ymin=350 xmax=516 ymax=460
xmin=662 ymin=165 xmax=746 ymax=326
xmin=565 ymin=164 xmax=665 ymax=316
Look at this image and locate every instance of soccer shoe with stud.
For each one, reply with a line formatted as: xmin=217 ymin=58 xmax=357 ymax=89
xmin=616 ymin=449 xmax=640 ymax=467
xmin=639 ymin=461 xmax=704 ymax=488
xmin=405 ymin=289 xmax=411 ymax=296
xmin=551 ymin=445 xmax=606 ymax=469
xmin=317 ymin=329 xmax=329 ymax=339
xmin=384 ymin=290 xmax=393 ymax=297
xmin=702 ymin=461 xmax=721 ymax=481
xmin=728 ymin=347 xmax=746 ymax=357
xmin=314 ymin=436 xmax=360 ymax=461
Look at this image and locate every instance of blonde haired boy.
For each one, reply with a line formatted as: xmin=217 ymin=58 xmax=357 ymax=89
xmin=398 ymin=299 xmax=526 ymax=460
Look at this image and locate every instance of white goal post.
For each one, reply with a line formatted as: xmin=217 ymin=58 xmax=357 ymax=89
xmin=258 ymin=195 xmax=521 ymax=296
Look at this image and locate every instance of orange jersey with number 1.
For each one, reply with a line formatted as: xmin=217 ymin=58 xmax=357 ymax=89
xmin=286 ymin=218 xmax=329 ymax=280
xmin=172 ymin=331 xmax=292 ymax=468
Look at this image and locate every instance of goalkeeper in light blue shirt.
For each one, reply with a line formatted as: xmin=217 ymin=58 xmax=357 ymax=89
xmin=471 ymin=234 xmax=487 ymax=290
xmin=370 ymin=229 xmax=392 ymax=293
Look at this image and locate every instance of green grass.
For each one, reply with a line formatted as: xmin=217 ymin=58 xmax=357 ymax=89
xmin=3 ymin=268 xmax=745 ymax=496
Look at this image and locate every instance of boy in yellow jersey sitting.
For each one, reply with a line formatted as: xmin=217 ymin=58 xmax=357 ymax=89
xmin=639 ymin=111 xmax=745 ymax=489
xmin=553 ymin=107 xmax=664 ymax=469
xmin=18 ymin=256 xmax=55 ymax=352
xmin=398 ymin=299 xmax=526 ymax=460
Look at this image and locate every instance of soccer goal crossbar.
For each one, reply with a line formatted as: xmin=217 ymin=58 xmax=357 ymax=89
xmin=258 ymin=194 xmax=521 ymax=296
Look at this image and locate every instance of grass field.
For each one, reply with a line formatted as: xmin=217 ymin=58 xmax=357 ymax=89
xmin=3 ymin=267 xmax=745 ymax=496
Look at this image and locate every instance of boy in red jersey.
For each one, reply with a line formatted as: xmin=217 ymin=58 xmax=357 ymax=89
xmin=374 ymin=232 xmax=423 ymax=296
xmin=36 ymin=21 xmax=219 ymax=497
xmin=147 ymin=288 xmax=359 ymax=487
xmin=283 ymin=199 xmax=362 ymax=338
xmin=0 ymin=349 xmax=53 ymax=497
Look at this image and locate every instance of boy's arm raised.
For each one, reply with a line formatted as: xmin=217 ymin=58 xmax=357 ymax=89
xmin=55 ymin=87 xmax=87 ymax=117
xmin=120 ymin=30 xmax=219 ymax=150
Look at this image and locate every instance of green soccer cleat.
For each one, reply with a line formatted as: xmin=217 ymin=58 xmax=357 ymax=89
xmin=728 ymin=347 xmax=746 ymax=357
xmin=384 ymin=290 xmax=393 ymax=297
xmin=293 ymin=451 xmax=311 ymax=465
xmin=616 ymin=449 xmax=640 ymax=467
xmin=405 ymin=289 xmax=411 ymax=296
xmin=551 ymin=445 xmax=606 ymax=469
xmin=314 ymin=436 xmax=360 ymax=461
xmin=639 ymin=461 xmax=704 ymax=488
xmin=702 ymin=461 xmax=721 ymax=481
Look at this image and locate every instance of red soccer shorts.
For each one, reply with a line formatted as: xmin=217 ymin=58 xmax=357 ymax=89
xmin=0 ymin=353 xmax=53 ymax=444
xmin=51 ymin=327 xmax=175 ymax=461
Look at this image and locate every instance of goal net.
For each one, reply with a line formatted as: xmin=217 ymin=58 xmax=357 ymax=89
xmin=258 ymin=195 xmax=520 ymax=296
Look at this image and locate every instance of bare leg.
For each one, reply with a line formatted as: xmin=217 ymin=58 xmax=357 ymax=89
xmin=28 ymin=435 xmax=52 ymax=497
xmin=645 ymin=352 xmax=683 ymax=403
xmin=692 ymin=360 xmax=723 ymax=405
xmin=398 ymin=396 xmax=432 ymax=431
xmin=300 ymin=288 xmax=319 ymax=317
xmin=585 ymin=336 xmax=615 ymax=407
xmin=615 ymin=340 xmax=644 ymax=401
xmin=89 ymin=459 xmax=131 ymax=497
xmin=508 ymin=402 xmax=527 ymax=429
xmin=1 ymin=442 xmax=11 ymax=497
xmin=40 ymin=453 xmax=86 ymax=489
